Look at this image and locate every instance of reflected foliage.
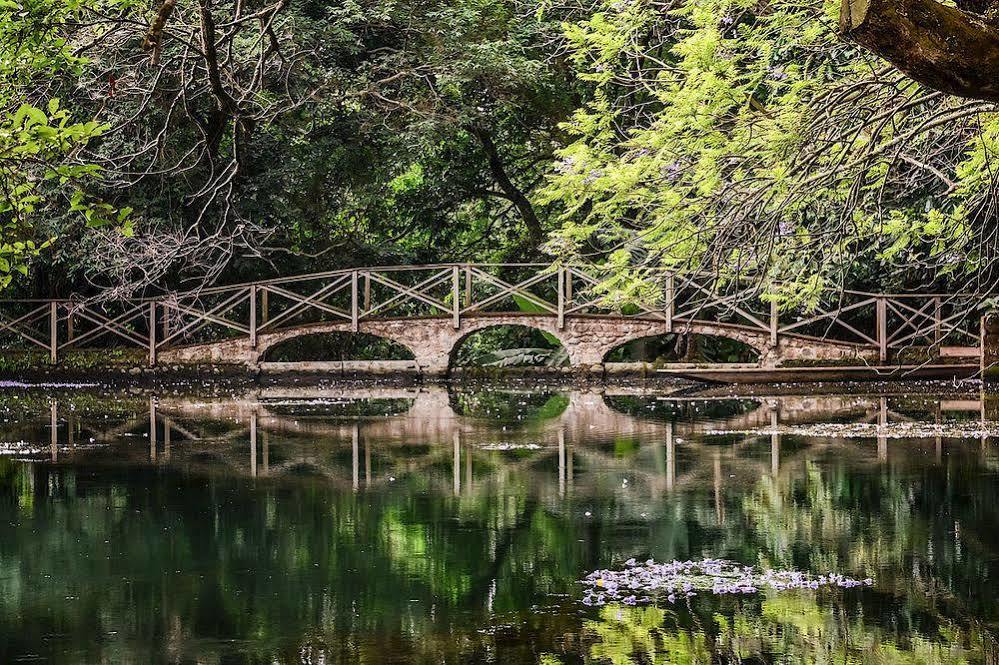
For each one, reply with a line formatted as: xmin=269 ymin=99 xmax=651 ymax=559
xmin=263 ymin=332 xmax=416 ymax=362
xmin=0 ymin=388 xmax=998 ymax=663
xmin=453 ymin=325 xmax=567 ymax=368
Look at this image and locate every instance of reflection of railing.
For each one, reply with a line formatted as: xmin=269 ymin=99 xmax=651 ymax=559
xmin=0 ymin=263 xmax=984 ymax=365
xmin=36 ymin=391 xmax=988 ymax=495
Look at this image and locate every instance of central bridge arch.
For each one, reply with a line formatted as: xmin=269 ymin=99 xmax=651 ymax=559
xmin=448 ymin=321 xmax=569 ymax=370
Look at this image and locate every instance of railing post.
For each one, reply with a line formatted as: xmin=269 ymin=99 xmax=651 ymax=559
xmin=877 ymin=297 xmax=887 ymax=363
xmin=981 ymin=315 xmax=986 ymax=378
xmin=557 ymin=267 xmax=565 ymax=329
xmin=464 ymin=264 xmax=473 ymax=309
xmin=351 ymin=270 xmax=359 ymax=332
xmin=665 ymin=273 xmax=673 ymax=333
xmin=49 ymin=301 xmax=57 ymax=364
xmin=934 ymin=296 xmax=942 ymax=345
xmin=250 ymin=411 xmax=258 ymax=479
xmin=452 ymin=266 xmax=460 ymax=329
xmin=770 ymin=300 xmax=778 ymax=347
xmin=148 ymin=301 xmax=157 ymax=367
xmin=249 ymin=285 xmax=257 ymax=349
xmin=261 ymin=288 xmax=269 ymax=325
xmin=149 ymin=397 xmax=157 ymax=462
xmin=50 ymin=400 xmax=58 ymax=454
xmin=363 ymin=272 xmax=371 ymax=313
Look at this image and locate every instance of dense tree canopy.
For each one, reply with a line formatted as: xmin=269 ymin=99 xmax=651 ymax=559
xmin=542 ymin=0 xmax=999 ymax=307
xmin=2 ymin=0 xmax=998 ymax=306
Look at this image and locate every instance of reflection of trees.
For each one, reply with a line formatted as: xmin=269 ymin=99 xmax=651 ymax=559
xmin=450 ymin=390 xmax=569 ymax=425
xmin=3 ymin=390 xmax=999 ymax=663
xmin=739 ymin=450 xmax=999 ymax=624
xmin=543 ymin=598 xmax=987 ymax=664
xmin=604 ymin=395 xmax=761 ymax=425
xmin=0 ymin=460 xmax=600 ymax=663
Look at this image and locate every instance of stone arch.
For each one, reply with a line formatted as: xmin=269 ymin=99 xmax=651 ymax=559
xmin=252 ymin=321 xmax=421 ymax=367
xmin=158 ymin=312 xmax=876 ymax=372
xmin=259 ymin=329 xmax=416 ymax=363
xmin=446 ymin=320 xmax=570 ymax=371
xmin=554 ymin=317 xmax=773 ymax=367
xmin=600 ymin=330 xmax=761 ymax=363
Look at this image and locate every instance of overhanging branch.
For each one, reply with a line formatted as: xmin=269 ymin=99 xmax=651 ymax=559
xmin=840 ymin=0 xmax=999 ymax=101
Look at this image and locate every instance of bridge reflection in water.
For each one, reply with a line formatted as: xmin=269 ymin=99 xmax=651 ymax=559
xmin=7 ymin=384 xmax=999 ymax=663
xmin=30 ymin=385 xmax=995 ymax=520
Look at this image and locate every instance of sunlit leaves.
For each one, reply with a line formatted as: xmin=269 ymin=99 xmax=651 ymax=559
xmin=543 ymin=0 xmax=999 ymax=307
xmin=0 ymin=0 xmax=132 ymax=290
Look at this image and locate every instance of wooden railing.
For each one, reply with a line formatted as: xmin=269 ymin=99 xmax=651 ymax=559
xmin=0 ymin=264 xmax=984 ymax=366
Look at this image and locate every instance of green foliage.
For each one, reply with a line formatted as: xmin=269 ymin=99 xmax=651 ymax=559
xmin=5 ymin=0 xmax=995 ymax=306
xmin=0 ymin=346 xmax=146 ymax=371
xmin=263 ymin=332 xmax=416 ymax=362
xmin=542 ymin=0 xmax=999 ymax=307
xmin=455 ymin=324 xmax=567 ymax=367
xmin=1 ymin=0 xmax=131 ymax=290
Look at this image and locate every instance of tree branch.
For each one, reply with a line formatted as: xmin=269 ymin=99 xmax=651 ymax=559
xmin=468 ymin=125 xmax=544 ymax=243
xmin=142 ymin=0 xmax=177 ymax=65
xmin=840 ymin=0 xmax=999 ymax=101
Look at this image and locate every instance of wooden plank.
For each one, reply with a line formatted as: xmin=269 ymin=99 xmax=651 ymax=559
xmin=351 ymin=271 xmax=359 ymax=332
xmin=877 ymin=297 xmax=887 ymax=362
xmin=940 ymin=399 xmax=982 ymax=411
xmin=557 ymin=267 xmax=564 ymax=329
xmin=464 ymin=264 xmax=473 ymax=309
xmin=665 ymin=274 xmax=673 ymax=334
xmin=158 ymin=289 xmax=251 ymax=344
xmin=890 ymin=306 xmax=970 ymax=348
xmin=148 ymin=302 xmax=156 ymax=367
xmin=777 ymin=297 xmax=877 ymax=343
xmin=249 ymin=286 xmax=257 ymax=349
xmin=463 ymin=268 xmax=556 ymax=315
xmin=885 ymin=298 xmax=935 ymax=344
xmin=70 ymin=303 xmax=150 ymax=349
xmin=452 ymin=266 xmax=460 ymax=329
xmin=367 ymin=269 xmax=452 ymax=317
xmin=934 ymin=296 xmax=942 ymax=344
xmin=770 ymin=300 xmax=778 ymax=346
xmin=49 ymin=302 xmax=57 ymax=364
xmin=940 ymin=345 xmax=980 ymax=357
xmin=257 ymin=279 xmax=352 ymax=331
xmin=0 ymin=305 xmax=51 ymax=350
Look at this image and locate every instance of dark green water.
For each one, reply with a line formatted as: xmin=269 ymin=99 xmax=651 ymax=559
xmin=1 ymin=385 xmax=998 ymax=663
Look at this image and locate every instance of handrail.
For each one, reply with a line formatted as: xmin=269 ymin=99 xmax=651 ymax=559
xmin=0 ymin=263 xmax=987 ymax=369
xmin=0 ymin=262 xmax=984 ymax=302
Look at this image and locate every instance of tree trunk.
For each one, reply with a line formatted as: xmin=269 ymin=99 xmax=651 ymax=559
xmin=840 ymin=0 xmax=999 ymax=101
xmin=468 ymin=126 xmax=545 ymax=243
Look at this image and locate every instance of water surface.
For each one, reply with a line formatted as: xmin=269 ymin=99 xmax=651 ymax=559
xmin=0 ymin=384 xmax=996 ymax=663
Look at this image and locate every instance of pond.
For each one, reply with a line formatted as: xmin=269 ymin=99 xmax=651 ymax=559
xmin=0 ymin=382 xmax=997 ymax=663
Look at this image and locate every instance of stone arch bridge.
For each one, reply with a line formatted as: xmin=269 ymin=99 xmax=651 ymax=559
xmin=0 ymin=263 xmax=982 ymax=375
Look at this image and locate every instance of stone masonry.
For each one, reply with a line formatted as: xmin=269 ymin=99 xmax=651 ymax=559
xmin=159 ymin=313 xmax=876 ymax=375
